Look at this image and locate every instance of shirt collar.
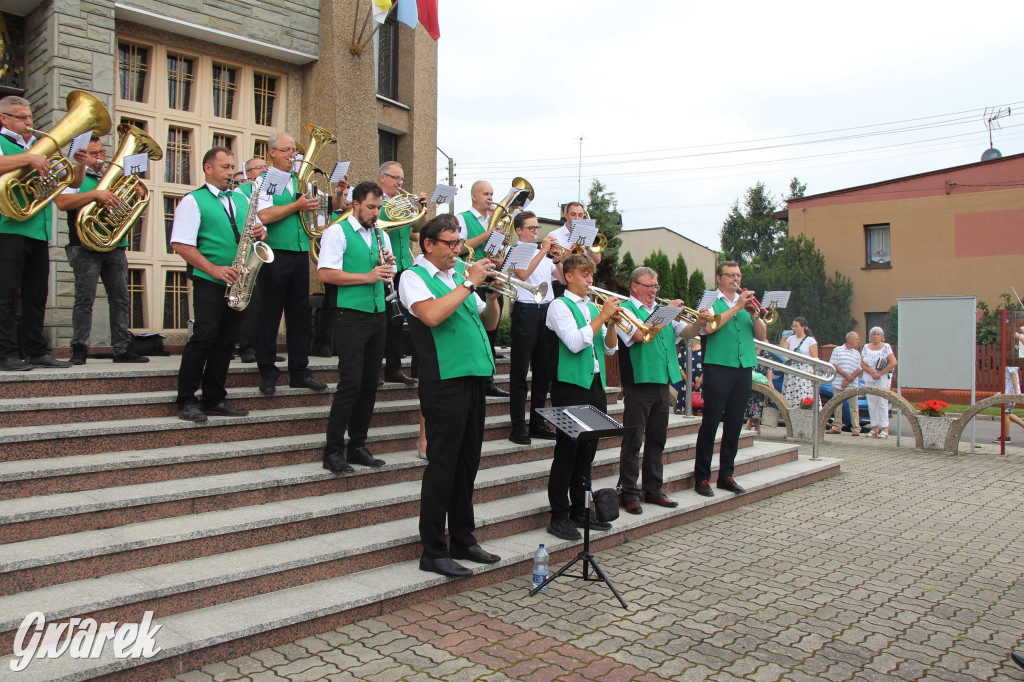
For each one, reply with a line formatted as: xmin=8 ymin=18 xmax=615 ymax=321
xmin=419 ymin=257 xmax=455 ymax=279
xmin=716 ymin=289 xmax=739 ymax=305
xmin=206 ymin=182 xmax=231 ymax=196
xmin=0 ymin=127 xmax=31 ymax=148
xmin=629 ymin=295 xmax=654 ymax=312
xmin=470 ymin=206 xmax=489 ymax=222
xmin=565 ymin=289 xmax=589 ymax=305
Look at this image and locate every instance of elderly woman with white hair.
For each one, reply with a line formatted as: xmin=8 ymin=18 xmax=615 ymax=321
xmin=860 ymin=327 xmax=897 ymax=437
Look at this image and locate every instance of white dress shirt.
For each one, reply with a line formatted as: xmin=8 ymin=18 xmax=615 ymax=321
xmin=170 ymin=183 xmax=248 ymax=246
xmin=0 ymin=127 xmax=32 ymax=152
xmin=317 ymin=216 xmax=392 ymax=273
xmin=615 ymin=295 xmax=685 ymax=348
xmin=399 ymin=257 xmax=486 ymax=319
xmin=546 ymin=289 xmax=617 ymax=373
xmin=550 ymin=225 xmax=573 ymax=248
xmin=513 ymin=252 xmax=556 ymax=304
xmin=456 ymin=207 xmax=490 ymax=241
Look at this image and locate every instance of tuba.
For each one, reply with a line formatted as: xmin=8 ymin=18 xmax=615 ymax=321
xmin=294 ymin=124 xmax=336 ymax=242
xmin=377 ymin=188 xmax=427 ymax=232
xmin=0 ymin=90 xmax=112 ymax=220
xmin=485 ymin=177 xmax=533 ymax=259
xmin=76 ymin=123 xmax=163 ymax=252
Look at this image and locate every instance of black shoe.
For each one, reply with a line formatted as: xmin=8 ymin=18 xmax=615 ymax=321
xmin=113 ymin=351 xmax=149 ymax=363
xmin=717 ymin=477 xmax=746 ymax=494
xmin=347 ymin=446 xmax=385 ymax=468
xmin=1 ymin=356 xmax=32 ymax=371
xmin=508 ymin=429 xmax=531 ymax=445
xmin=275 ymin=355 xmax=286 ymax=362
xmin=1012 ymin=652 xmax=1024 ymax=670
xmin=323 ymin=450 xmax=355 ymax=474
xmin=485 ymin=382 xmax=509 ymax=398
xmin=384 ymin=370 xmax=417 ymax=385
xmin=289 ymin=375 xmax=327 ymax=391
xmin=450 ymin=543 xmax=500 ymax=564
xmin=314 ymin=344 xmax=333 ymax=358
xmin=177 ymin=403 xmax=208 ymax=422
xmin=69 ymin=345 xmax=87 ymax=365
xmin=419 ymin=556 xmax=472 ymax=577
xmin=547 ymin=517 xmax=582 ymax=541
xmin=203 ymin=400 xmax=249 ymax=417
xmin=695 ymin=480 xmax=714 ymax=497
xmin=239 ymin=349 xmax=257 ymax=363
xmin=29 ymin=353 xmax=72 ymax=368
xmin=259 ymin=376 xmax=277 ymax=395
xmin=528 ymin=423 xmax=557 ymax=440
xmin=571 ymin=510 xmax=612 ymax=531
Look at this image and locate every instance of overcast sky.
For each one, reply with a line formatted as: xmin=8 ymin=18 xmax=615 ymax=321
xmin=434 ymin=0 xmax=1023 ymax=252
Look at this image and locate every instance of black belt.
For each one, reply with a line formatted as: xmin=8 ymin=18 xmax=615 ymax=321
xmin=514 ymin=301 xmax=549 ymax=309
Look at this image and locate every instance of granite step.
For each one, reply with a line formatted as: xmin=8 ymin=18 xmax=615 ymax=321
xmin=0 ymin=452 xmax=840 ymax=679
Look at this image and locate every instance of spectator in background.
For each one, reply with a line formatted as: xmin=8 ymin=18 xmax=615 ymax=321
xmin=672 ymin=337 xmax=703 ymax=414
xmin=827 ymin=331 xmax=863 ymax=435
xmin=744 ymin=350 xmax=773 ymax=434
xmin=861 ymin=326 xmax=897 ymax=438
xmin=995 ymin=327 xmax=1024 ymax=443
xmin=781 ymin=317 xmax=818 ymax=408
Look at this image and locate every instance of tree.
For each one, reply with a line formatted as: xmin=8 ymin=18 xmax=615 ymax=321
xmin=642 ymin=249 xmax=672 ymax=297
xmin=585 ymin=179 xmax=623 ymax=287
xmin=671 ymin=254 xmax=688 ymax=303
xmin=616 ymin=251 xmax=637 ymax=290
xmin=787 ymin=177 xmax=807 ymax=200
xmin=719 ymin=181 xmax=788 ymax=265
xmin=688 ymin=269 xmax=707 ymax=308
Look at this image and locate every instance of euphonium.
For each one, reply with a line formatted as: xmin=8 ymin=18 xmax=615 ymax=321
xmin=485 ymin=177 xmax=533 ymax=259
xmin=653 ymin=295 xmax=721 ymax=331
xmin=76 ymin=123 xmax=163 ymax=252
xmin=294 ymin=124 xmax=336 ymax=241
xmin=0 ymin=90 xmax=112 ymax=220
xmin=378 ymin=188 xmax=427 ymax=232
xmin=588 ymin=285 xmax=659 ymax=343
xmin=226 ymin=176 xmax=275 ymax=311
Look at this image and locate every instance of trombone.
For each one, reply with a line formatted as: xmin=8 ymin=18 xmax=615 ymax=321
xmin=588 ymin=285 xmax=658 ymax=343
xmin=653 ymin=296 xmax=720 ymax=331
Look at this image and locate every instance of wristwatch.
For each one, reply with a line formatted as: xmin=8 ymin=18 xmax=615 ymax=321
xmin=461 ymin=280 xmax=475 ymax=293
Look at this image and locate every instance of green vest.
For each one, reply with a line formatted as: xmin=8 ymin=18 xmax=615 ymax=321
xmin=702 ymin=296 xmax=757 ymax=368
xmin=0 ymin=135 xmax=52 ymax=241
xmin=237 ymin=183 xmax=253 ymax=199
xmin=620 ymin=300 xmax=682 ymax=385
xmin=380 ymin=197 xmax=412 ymax=272
xmin=556 ymin=296 xmax=607 ymax=390
xmin=189 ymin=187 xmax=247 ymax=286
xmin=261 ymin=172 xmax=307 ymax=252
xmin=409 ymin=264 xmax=494 ymax=379
xmin=460 ymin=210 xmax=486 ymax=240
xmin=334 ymin=218 xmax=385 ymax=313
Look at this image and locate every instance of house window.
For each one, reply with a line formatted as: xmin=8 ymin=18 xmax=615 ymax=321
xmin=211 ymin=64 xmax=237 ymax=118
xmin=164 ymin=195 xmax=182 ymax=254
xmin=165 ymin=126 xmax=192 ymax=184
xmin=127 ymin=210 xmax=144 ymax=252
xmin=164 ymin=271 xmax=190 ymax=329
xmin=212 ymin=133 xmax=234 ymax=152
xmin=375 ymin=16 xmax=398 ymax=99
xmin=254 ymin=73 xmax=277 ymax=126
xmin=865 ymin=224 xmax=891 ymax=267
xmin=864 ymin=312 xmax=889 ymax=339
xmin=118 ymin=43 xmax=149 ymax=102
xmin=128 ymin=269 xmax=145 ymax=328
xmin=378 ymin=130 xmax=398 ymax=169
xmin=166 ymin=54 xmax=194 ymax=111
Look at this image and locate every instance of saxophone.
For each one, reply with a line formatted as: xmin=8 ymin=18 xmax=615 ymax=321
xmin=225 ymin=176 xmax=275 ymax=310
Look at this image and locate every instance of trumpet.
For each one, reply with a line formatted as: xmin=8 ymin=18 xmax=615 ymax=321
xmin=653 ymin=296 xmax=721 ymax=331
xmin=587 ymin=285 xmax=659 ymax=343
xmin=741 ymin=288 xmax=778 ymax=324
xmin=458 ymin=247 xmax=548 ymax=302
xmin=546 ymin=233 xmax=608 ymax=261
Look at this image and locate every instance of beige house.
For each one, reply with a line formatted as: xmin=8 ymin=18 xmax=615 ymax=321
xmin=2 ymin=0 xmax=437 ymax=346
xmin=617 ymin=227 xmax=717 ymax=287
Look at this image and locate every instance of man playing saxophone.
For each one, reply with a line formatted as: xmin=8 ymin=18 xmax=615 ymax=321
xmin=170 ymin=147 xmax=266 ymax=422
xmin=54 ymin=135 xmax=148 ymax=365
xmin=316 ymin=181 xmax=394 ymax=473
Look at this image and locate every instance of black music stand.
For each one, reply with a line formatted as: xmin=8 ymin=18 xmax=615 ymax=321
xmin=529 ymin=405 xmax=632 ymax=609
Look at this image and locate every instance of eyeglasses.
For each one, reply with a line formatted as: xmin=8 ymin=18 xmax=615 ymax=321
xmin=246 ymin=165 xmax=267 ymax=173
xmin=382 ymin=173 xmax=404 ymax=182
xmin=433 ymin=237 xmax=465 ymax=250
xmin=636 ymin=282 xmax=660 ymax=291
xmin=0 ymin=113 xmax=30 ymax=120
xmin=519 ymin=225 xmax=540 ymax=231
xmin=270 ymin=147 xmax=295 ymax=154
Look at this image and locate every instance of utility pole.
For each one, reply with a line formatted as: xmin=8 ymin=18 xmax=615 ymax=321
xmin=577 ymin=136 xmax=583 ymax=202
xmin=437 ymin=146 xmax=455 ymax=214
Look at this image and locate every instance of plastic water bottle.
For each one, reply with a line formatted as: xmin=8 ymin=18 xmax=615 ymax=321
xmin=532 ymin=543 xmax=549 ymax=590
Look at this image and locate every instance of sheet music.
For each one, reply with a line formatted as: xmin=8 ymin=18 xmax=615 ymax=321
xmin=568 ymin=219 xmax=598 ymax=247
xmin=503 ymin=242 xmax=538 ymax=271
xmin=482 ymin=230 xmax=507 ymax=257
xmin=429 ymin=183 xmax=458 ymax=205
xmin=262 ymin=167 xmax=292 ymax=196
xmin=291 ymin=154 xmax=303 ymax=174
xmin=122 ymin=152 xmax=149 ymax=176
xmin=697 ymin=291 xmax=718 ymax=311
xmin=68 ymin=131 xmax=92 ymax=158
xmin=761 ymin=291 xmax=790 ymax=309
xmin=647 ymin=306 xmax=680 ymax=326
xmin=328 ymin=161 xmax=350 ymax=183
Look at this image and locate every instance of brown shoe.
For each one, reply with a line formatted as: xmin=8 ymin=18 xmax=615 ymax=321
xmin=384 ymin=370 xmax=417 ymax=385
xmin=624 ymin=499 xmax=643 ymax=515
xmin=643 ymin=492 xmax=679 ymax=508
xmin=826 ymin=428 xmax=841 ymax=435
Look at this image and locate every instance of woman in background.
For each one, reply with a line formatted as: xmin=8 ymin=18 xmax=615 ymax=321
xmin=781 ymin=317 xmax=818 ymax=408
xmin=860 ymin=326 xmax=897 ymax=438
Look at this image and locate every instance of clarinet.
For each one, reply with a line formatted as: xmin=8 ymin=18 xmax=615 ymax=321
xmin=372 ymin=223 xmax=405 ymax=321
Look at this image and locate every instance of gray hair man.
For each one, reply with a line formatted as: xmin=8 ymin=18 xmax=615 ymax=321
xmin=827 ymin=331 xmax=863 ymax=435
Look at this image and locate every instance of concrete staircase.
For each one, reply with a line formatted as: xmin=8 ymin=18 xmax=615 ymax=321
xmin=0 ymin=354 xmax=839 ymax=681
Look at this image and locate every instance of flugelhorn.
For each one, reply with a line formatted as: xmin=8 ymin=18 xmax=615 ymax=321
xmin=588 ymin=285 xmax=658 ymax=343
xmin=653 ymin=296 xmax=720 ymax=331
xmin=76 ymin=123 xmax=163 ymax=252
xmin=459 ymin=246 xmax=547 ymax=302
xmin=0 ymin=90 xmax=112 ymax=220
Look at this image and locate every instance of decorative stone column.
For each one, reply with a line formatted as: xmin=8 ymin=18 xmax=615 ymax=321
xmin=918 ymin=415 xmax=955 ymax=451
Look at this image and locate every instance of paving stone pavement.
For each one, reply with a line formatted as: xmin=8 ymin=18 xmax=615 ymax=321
xmin=167 ymin=436 xmax=1024 ymax=681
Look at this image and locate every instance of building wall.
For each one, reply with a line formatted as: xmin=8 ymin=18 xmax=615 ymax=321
xmin=787 ymin=155 xmax=1024 ymax=335
xmin=617 ymin=227 xmax=717 ymax=289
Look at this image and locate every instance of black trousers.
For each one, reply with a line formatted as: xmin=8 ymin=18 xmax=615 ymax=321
xmin=177 ymin=277 xmax=242 ymax=407
xmin=256 ymin=249 xmax=311 ymax=380
xmin=237 ymin=281 xmax=262 ymax=353
xmin=694 ymin=363 xmax=751 ymax=484
xmin=0 ymin=233 xmax=50 ymax=359
xmin=549 ymin=376 xmax=607 ymax=521
xmin=509 ymin=302 xmax=554 ymax=431
xmin=324 ymin=308 xmax=386 ymax=454
xmin=384 ymin=269 xmax=417 ymax=376
xmin=618 ymin=383 xmax=671 ymax=501
xmin=314 ymin=283 xmax=337 ymax=351
xmin=418 ymin=375 xmax=486 ymax=559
